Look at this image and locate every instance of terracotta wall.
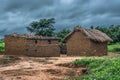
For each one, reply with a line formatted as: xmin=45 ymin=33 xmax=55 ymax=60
xmin=90 ymin=41 xmax=107 ymax=56
xmin=66 ymin=31 xmax=107 ymax=56
xmin=4 ymin=36 xmax=60 ymax=57
xmin=25 ymin=39 xmax=60 ymax=57
xmin=26 ymin=44 xmax=60 ymax=57
xmin=66 ymin=31 xmax=91 ymax=56
xmin=4 ymin=36 xmax=27 ymax=55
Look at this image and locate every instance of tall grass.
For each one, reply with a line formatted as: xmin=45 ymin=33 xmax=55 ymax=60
xmin=108 ymin=43 xmax=120 ymax=52
xmin=72 ymin=56 xmax=120 ymax=80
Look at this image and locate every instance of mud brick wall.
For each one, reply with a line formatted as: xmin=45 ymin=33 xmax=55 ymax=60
xmin=66 ymin=32 xmax=91 ymax=56
xmin=90 ymin=41 xmax=107 ymax=56
xmin=66 ymin=31 xmax=107 ymax=56
xmin=25 ymin=40 xmax=60 ymax=57
xmin=26 ymin=44 xmax=60 ymax=57
xmin=4 ymin=36 xmax=27 ymax=55
xmin=4 ymin=36 xmax=60 ymax=57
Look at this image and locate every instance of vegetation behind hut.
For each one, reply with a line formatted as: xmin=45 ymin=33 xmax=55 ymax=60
xmin=26 ymin=18 xmax=55 ymax=37
xmin=72 ymin=56 xmax=120 ymax=80
xmin=90 ymin=25 xmax=120 ymax=43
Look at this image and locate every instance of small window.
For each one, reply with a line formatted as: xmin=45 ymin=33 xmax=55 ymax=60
xmin=48 ymin=40 xmax=51 ymax=44
xmin=35 ymin=49 xmax=37 ymax=52
xmin=26 ymin=49 xmax=29 ymax=51
xmin=35 ymin=40 xmax=38 ymax=44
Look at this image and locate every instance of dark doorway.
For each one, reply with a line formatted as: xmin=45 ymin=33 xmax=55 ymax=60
xmin=35 ymin=40 xmax=38 ymax=44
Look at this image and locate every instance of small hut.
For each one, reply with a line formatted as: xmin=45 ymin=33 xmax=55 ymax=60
xmin=4 ymin=34 xmax=60 ymax=57
xmin=63 ymin=27 xmax=113 ymax=56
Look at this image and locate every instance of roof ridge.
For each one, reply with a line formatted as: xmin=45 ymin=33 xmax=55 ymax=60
xmin=63 ymin=27 xmax=113 ymax=42
xmin=5 ymin=34 xmax=60 ymax=40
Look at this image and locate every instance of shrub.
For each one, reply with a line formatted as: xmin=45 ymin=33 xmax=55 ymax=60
xmin=72 ymin=56 xmax=120 ymax=80
xmin=0 ymin=42 xmax=5 ymax=53
xmin=114 ymin=48 xmax=120 ymax=52
xmin=108 ymin=43 xmax=120 ymax=52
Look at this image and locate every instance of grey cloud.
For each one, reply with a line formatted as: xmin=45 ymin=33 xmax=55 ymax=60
xmin=0 ymin=0 xmax=120 ymax=38
xmin=4 ymin=0 xmax=55 ymax=12
xmin=89 ymin=0 xmax=120 ymax=16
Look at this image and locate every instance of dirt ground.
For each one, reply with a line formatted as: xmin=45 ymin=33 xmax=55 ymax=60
xmin=0 ymin=53 xmax=119 ymax=80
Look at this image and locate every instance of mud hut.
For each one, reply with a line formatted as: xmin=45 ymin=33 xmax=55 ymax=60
xmin=4 ymin=34 xmax=60 ymax=57
xmin=63 ymin=27 xmax=113 ymax=56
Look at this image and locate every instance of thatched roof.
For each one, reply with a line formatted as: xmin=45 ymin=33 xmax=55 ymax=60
xmin=5 ymin=34 xmax=59 ymax=40
xmin=63 ymin=28 xmax=113 ymax=42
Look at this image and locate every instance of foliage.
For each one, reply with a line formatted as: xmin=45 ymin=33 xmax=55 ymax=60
xmin=72 ymin=56 xmax=120 ymax=80
xmin=26 ymin=18 xmax=55 ymax=36
xmin=0 ymin=40 xmax=4 ymax=53
xmin=90 ymin=25 xmax=120 ymax=43
xmin=57 ymin=29 xmax=71 ymax=39
xmin=108 ymin=43 xmax=120 ymax=52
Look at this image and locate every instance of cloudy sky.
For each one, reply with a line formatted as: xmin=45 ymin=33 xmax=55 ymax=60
xmin=0 ymin=0 xmax=120 ymax=38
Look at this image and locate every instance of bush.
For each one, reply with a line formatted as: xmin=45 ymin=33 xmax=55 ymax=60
xmin=114 ymin=48 xmax=120 ymax=52
xmin=0 ymin=42 xmax=5 ymax=53
xmin=108 ymin=43 xmax=120 ymax=52
xmin=72 ymin=56 xmax=120 ymax=80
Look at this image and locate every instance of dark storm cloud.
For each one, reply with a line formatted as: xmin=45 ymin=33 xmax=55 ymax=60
xmin=4 ymin=0 xmax=54 ymax=12
xmin=0 ymin=0 xmax=120 ymax=38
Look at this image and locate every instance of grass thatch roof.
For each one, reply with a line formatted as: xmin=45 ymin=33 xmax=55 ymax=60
xmin=63 ymin=27 xmax=113 ymax=42
xmin=5 ymin=34 xmax=59 ymax=40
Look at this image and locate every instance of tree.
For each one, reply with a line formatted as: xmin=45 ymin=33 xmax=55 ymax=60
xmin=57 ymin=29 xmax=71 ymax=39
xmin=90 ymin=25 xmax=94 ymax=29
xmin=94 ymin=25 xmax=120 ymax=43
xmin=26 ymin=18 xmax=55 ymax=36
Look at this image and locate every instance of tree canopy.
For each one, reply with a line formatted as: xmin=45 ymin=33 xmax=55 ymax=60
xmin=26 ymin=18 xmax=120 ymax=43
xmin=26 ymin=18 xmax=55 ymax=36
xmin=57 ymin=29 xmax=71 ymax=39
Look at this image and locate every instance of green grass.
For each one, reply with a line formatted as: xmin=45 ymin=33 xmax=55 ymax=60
xmin=108 ymin=43 xmax=120 ymax=52
xmin=72 ymin=56 xmax=120 ymax=80
xmin=0 ymin=41 xmax=5 ymax=53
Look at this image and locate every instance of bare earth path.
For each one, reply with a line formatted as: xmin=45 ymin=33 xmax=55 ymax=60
xmin=0 ymin=53 xmax=119 ymax=80
xmin=0 ymin=55 xmax=85 ymax=80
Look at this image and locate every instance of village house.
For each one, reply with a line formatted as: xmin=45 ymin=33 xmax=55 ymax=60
xmin=4 ymin=34 xmax=60 ymax=57
xmin=63 ymin=27 xmax=113 ymax=56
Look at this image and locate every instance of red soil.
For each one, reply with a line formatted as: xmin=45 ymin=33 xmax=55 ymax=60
xmin=0 ymin=53 xmax=119 ymax=80
xmin=0 ymin=55 xmax=85 ymax=80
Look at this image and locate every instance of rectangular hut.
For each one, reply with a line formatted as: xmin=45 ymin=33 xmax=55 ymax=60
xmin=4 ymin=34 xmax=60 ymax=57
